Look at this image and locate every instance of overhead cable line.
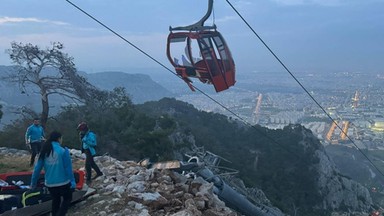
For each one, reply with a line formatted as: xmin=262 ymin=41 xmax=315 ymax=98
xmin=65 ymin=1 xmax=378 ymax=205
xmin=65 ymin=0 xmax=304 ymax=160
xmin=65 ymin=0 xmax=172 ymax=76
xmin=225 ymin=0 xmax=384 ymax=178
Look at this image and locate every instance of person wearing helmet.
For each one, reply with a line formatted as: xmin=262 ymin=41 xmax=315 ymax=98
xmin=77 ymin=122 xmax=103 ymax=184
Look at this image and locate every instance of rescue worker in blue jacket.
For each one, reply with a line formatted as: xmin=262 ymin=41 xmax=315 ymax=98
xmin=77 ymin=122 xmax=103 ymax=184
xmin=31 ymin=131 xmax=75 ymax=216
xmin=25 ymin=118 xmax=45 ymax=166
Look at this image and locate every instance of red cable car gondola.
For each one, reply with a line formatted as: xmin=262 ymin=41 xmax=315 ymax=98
xmin=166 ymin=0 xmax=236 ymax=92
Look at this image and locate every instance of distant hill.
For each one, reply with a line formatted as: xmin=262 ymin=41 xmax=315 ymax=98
xmin=0 ymin=65 xmax=175 ymax=126
xmin=85 ymin=71 xmax=174 ymax=104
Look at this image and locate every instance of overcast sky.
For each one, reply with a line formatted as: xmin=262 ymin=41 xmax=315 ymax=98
xmin=0 ymin=0 xmax=383 ymax=75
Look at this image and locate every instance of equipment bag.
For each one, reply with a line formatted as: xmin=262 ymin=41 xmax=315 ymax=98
xmin=0 ymin=194 xmax=22 ymax=214
xmin=21 ymin=187 xmax=51 ymax=207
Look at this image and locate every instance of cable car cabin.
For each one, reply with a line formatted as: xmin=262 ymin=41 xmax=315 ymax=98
xmin=167 ymin=30 xmax=235 ymax=92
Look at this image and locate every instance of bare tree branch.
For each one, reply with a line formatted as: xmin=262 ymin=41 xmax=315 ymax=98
xmin=4 ymin=41 xmax=100 ymax=127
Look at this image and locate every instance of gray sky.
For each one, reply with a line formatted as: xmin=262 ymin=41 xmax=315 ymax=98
xmin=0 ymin=0 xmax=383 ymax=74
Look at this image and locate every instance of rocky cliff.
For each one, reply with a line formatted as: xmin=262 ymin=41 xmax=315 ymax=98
xmin=316 ymin=149 xmax=372 ymax=211
xmin=296 ymin=126 xmax=372 ymax=213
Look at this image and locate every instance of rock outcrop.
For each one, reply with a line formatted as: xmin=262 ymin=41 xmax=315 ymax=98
xmin=297 ymin=125 xmax=373 ymax=212
xmin=68 ymin=152 xmax=239 ymax=216
xmin=316 ymin=149 xmax=372 ymax=211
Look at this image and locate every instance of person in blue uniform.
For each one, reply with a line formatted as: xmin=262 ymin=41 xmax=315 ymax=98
xmin=30 ymin=131 xmax=75 ymax=216
xmin=77 ymin=122 xmax=103 ymax=184
xmin=25 ymin=118 xmax=45 ymax=166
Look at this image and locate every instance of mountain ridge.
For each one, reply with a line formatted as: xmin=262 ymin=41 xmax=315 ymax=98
xmin=0 ymin=65 xmax=174 ymax=126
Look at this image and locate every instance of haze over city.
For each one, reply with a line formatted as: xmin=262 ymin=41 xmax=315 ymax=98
xmin=0 ymin=0 xmax=383 ymax=74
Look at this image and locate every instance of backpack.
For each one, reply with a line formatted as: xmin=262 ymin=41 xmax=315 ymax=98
xmin=21 ymin=187 xmax=51 ymax=207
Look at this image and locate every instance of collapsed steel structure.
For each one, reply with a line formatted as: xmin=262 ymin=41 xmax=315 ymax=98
xmin=147 ymin=147 xmax=284 ymax=216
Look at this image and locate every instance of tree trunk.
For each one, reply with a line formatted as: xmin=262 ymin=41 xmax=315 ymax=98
xmin=41 ymin=91 xmax=49 ymax=129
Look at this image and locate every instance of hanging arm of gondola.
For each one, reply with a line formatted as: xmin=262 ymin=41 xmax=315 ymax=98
xmin=169 ymin=0 xmax=216 ymax=32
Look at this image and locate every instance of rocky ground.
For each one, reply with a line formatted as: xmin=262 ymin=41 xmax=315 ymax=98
xmin=1 ymin=147 xmax=376 ymax=216
xmin=68 ymin=154 xmax=240 ymax=216
xmin=0 ymin=147 xmax=239 ymax=216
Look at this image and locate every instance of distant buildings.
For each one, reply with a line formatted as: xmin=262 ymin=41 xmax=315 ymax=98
xmin=177 ymin=71 xmax=384 ymax=149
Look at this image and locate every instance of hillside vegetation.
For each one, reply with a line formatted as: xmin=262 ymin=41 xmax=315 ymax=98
xmin=0 ymin=96 xmax=374 ymax=215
